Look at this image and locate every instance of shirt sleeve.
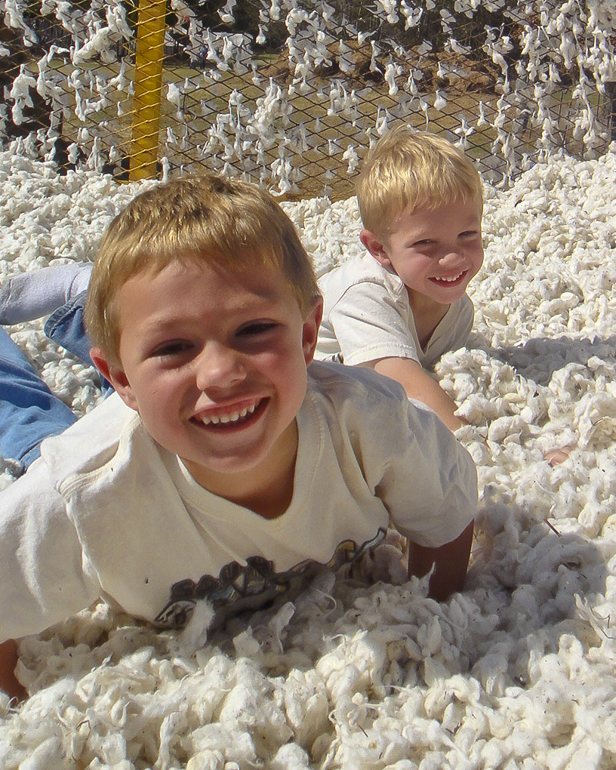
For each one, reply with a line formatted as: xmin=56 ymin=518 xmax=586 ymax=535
xmin=0 ymin=459 xmax=100 ymax=642
xmin=343 ymin=372 xmax=477 ymax=548
xmin=327 ymin=280 xmax=421 ymax=366
xmin=381 ymin=397 xmax=478 ymax=547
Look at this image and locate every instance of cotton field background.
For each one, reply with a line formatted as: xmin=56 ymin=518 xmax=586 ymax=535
xmin=1 ymin=147 xmax=616 ymax=769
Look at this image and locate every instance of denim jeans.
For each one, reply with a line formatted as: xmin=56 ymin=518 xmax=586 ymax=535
xmin=0 ymin=327 xmax=77 ymax=469
xmin=45 ymin=291 xmax=111 ymax=392
xmin=45 ymin=291 xmax=94 ymax=369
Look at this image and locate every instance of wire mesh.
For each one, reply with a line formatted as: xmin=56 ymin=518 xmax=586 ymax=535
xmin=1 ymin=0 xmax=615 ymax=199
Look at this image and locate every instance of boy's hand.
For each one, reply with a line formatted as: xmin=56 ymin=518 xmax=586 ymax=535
xmin=0 ymin=639 xmax=26 ymax=702
xmin=367 ymin=357 xmax=466 ymax=432
xmin=544 ymin=444 xmax=575 ymax=467
xmin=408 ymin=520 xmax=474 ymax=601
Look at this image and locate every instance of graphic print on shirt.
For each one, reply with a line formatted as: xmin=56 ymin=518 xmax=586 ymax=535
xmin=154 ymin=527 xmax=387 ymax=629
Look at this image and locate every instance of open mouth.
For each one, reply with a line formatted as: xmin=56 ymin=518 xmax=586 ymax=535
xmin=430 ymin=270 xmax=468 ymax=287
xmin=192 ymin=397 xmax=267 ymax=430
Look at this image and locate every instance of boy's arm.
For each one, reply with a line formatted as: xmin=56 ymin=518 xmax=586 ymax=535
xmin=367 ymin=357 xmax=465 ymax=432
xmin=0 ymin=639 xmax=26 ymax=701
xmin=408 ymin=520 xmax=474 ymax=601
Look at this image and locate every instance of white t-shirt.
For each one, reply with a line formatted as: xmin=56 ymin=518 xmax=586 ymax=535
xmin=0 ymin=362 xmax=477 ymax=641
xmin=317 ymin=255 xmax=474 ymax=369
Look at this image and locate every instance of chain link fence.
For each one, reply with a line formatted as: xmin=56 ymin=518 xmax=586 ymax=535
xmin=1 ymin=0 xmax=615 ymax=198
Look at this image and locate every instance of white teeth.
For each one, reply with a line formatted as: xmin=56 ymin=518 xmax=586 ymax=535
xmin=434 ymin=272 xmax=463 ymax=283
xmin=200 ymin=401 xmax=258 ymax=426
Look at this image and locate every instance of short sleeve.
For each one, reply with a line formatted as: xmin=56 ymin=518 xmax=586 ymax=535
xmin=378 ymin=397 xmax=478 ymax=546
xmin=327 ymin=281 xmax=421 ymax=366
xmin=335 ymin=371 xmax=478 ymax=548
xmin=0 ymin=460 xmax=99 ymax=641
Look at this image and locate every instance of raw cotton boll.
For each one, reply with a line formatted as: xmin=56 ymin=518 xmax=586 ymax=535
xmin=177 ymin=599 xmax=215 ymax=656
xmin=93 ymin=732 xmax=130 ymax=765
xmin=8 ymin=736 xmax=66 ymax=770
xmin=471 ymin=648 xmax=511 ymax=697
xmin=482 ymin=534 xmax=521 ymax=591
xmin=250 ymin=599 xmax=297 ymax=654
xmin=282 ymin=669 xmax=329 ymax=745
xmin=574 ymin=391 xmax=616 ymax=449
xmin=359 ymin=725 xmax=415 ymax=766
xmin=515 ymin=538 xmax=586 ymax=605
xmin=422 ymin=680 xmax=458 ymax=719
xmin=330 ymin=720 xmax=412 ymax=768
xmin=189 ymin=724 xmax=258 ymax=765
xmin=316 ymin=631 xmax=387 ymax=700
xmin=410 ymin=750 xmax=448 ymax=770
xmin=479 ymin=737 xmax=509 ymax=768
xmin=511 ymin=583 xmax=540 ymax=620
xmin=487 ymin=414 xmax=531 ymax=443
xmin=457 ymin=432 xmax=492 ymax=466
xmin=217 ymin=674 xmax=293 ymax=754
xmin=269 ymin=742 xmax=311 ymax=769
xmin=0 ymin=447 xmax=26 ymax=484
xmin=186 ymin=751 xmax=225 ymax=770
xmin=554 ymin=740 xmax=603 ymax=770
xmin=415 ymin=615 xmax=444 ymax=658
xmin=356 ymin=539 xmax=407 ymax=585
xmin=182 ymin=653 xmax=237 ymax=723
xmin=440 ymin=698 xmax=465 ymax=736
xmin=454 ymin=394 xmax=493 ymax=426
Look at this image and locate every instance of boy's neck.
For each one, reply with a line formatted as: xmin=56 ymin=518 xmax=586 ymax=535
xmin=182 ymin=420 xmax=299 ymax=519
xmin=407 ymin=289 xmax=450 ymax=348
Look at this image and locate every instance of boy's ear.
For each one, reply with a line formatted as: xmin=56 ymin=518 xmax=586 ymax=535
xmin=302 ymin=296 xmax=323 ymax=365
xmin=360 ymin=229 xmax=391 ymax=267
xmin=89 ymin=347 xmax=139 ymax=412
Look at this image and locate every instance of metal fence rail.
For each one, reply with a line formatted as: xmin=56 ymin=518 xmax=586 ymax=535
xmin=1 ymin=0 xmax=615 ymax=198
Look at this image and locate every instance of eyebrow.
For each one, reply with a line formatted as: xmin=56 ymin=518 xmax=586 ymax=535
xmin=140 ymin=292 xmax=285 ymax=330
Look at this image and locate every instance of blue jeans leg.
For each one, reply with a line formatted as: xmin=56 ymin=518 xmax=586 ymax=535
xmin=0 ymin=328 xmax=77 ymax=468
xmin=44 ymin=292 xmax=112 ymax=392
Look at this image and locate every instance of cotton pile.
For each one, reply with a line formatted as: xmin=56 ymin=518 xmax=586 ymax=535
xmin=1 ymin=148 xmax=616 ymax=769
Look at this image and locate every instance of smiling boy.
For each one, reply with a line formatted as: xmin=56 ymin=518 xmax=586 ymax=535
xmin=0 ymin=174 xmax=477 ymax=699
xmin=93 ymin=261 xmax=312 ymax=515
xmin=317 ymin=126 xmax=484 ymax=431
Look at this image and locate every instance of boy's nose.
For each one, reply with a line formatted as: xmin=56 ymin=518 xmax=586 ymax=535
xmin=195 ymin=343 xmax=246 ymax=391
xmin=439 ymin=249 xmax=463 ymax=265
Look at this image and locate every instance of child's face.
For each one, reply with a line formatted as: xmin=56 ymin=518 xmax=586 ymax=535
xmin=93 ymin=260 xmax=321 ymax=499
xmin=363 ymin=197 xmax=483 ymax=311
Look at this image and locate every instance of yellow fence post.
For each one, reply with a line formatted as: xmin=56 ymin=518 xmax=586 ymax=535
xmin=130 ymin=0 xmax=167 ymax=181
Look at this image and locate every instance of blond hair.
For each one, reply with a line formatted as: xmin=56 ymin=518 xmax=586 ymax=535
xmin=356 ymin=126 xmax=483 ymax=239
xmin=85 ymin=174 xmax=319 ymax=364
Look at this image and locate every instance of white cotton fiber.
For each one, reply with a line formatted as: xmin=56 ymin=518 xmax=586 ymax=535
xmin=12 ymin=736 xmax=65 ymax=770
xmin=269 ymin=742 xmax=311 ymax=769
xmin=4 ymin=149 xmax=616 ymax=768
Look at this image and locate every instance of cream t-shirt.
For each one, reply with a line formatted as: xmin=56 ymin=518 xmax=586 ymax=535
xmin=0 ymin=362 xmax=477 ymax=641
xmin=317 ymin=254 xmax=474 ymax=369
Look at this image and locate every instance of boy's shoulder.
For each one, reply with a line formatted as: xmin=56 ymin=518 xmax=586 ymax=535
xmin=38 ymin=391 xmax=141 ymax=481
xmin=305 ymin=361 xmax=458 ymax=460
xmin=318 ymin=254 xmax=403 ymax=296
xmin=307 ymin=359 xmax=411 ymax=408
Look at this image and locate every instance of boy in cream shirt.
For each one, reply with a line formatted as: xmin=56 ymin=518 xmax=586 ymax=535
xmin=317 ymin=126 xmax=484 ymax=431
xmin=0 ymin=174 xmax=477 ymax=699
